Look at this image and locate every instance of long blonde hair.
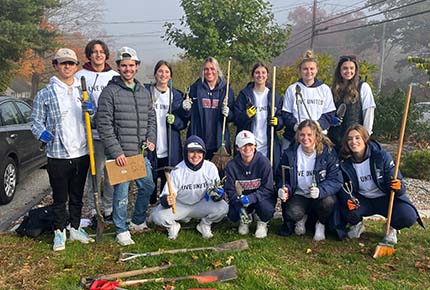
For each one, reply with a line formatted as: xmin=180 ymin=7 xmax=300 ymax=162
xmin=200 ymin=57 xmax=223 ymax=81
xmin=295 ymin=120 xmax=333 ymax=155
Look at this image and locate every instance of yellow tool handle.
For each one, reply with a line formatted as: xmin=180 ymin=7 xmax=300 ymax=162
xmin=80 ymin=76 xmax=96 ymax=176
xmin=165 ymin=171 xmax=176 ymax=214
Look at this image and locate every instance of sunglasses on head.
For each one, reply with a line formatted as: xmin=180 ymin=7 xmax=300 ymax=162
xmin=340 ymin=55 xmax=357 ymax=62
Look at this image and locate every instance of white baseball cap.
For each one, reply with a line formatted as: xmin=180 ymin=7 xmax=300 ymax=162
xmin=53 ymin=48 xmax=79 ymax=64
xmin=116 ymin=47 xmax=140 ymax=63
xmin=235 ymin=130 xmax=256 ymax=148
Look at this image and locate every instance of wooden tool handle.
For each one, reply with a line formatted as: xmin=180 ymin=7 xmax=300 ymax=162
xmin=165 ymin=171 xmax=176 ymax=214
xmin=385 ymin=83 xmax=412 ymax=234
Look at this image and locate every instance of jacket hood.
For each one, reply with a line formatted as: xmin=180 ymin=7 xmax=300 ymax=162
xmin=298 ymin=78 xmax=324 ymax=88
xmin=201 ymin=77 xmax=226 ymax=91
xmin=82 ymin=62 xmax=114 ymax=72
xmin=184 ymin=135 xmax=206 ymax=171
xmin=49 ymin=76 xmax=79 ymax=88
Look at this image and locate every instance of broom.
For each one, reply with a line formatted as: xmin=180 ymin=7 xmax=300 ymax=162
xmin=373 ymin=83 xmax=413 ymax=259
xmin=212 ymin=58 xmax=232 ymax=171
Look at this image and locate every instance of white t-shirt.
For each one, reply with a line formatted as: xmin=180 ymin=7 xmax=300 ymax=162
xmin=153 ymin=88 xmax=170 ymax=158
xmin=252 ymin=88 xmax=269 ymax=156
xmin=360 ymin=82 xmax=376 ymax=111
xmin=295 ymin=145 xmax=316 ymax=197
xmin=282 ymin=81 xmax=336 ymax=125
xmin=353 ymin=158 xmax=385 ymax=198
xmin=160 ymin=160 xmax=220 ymax=205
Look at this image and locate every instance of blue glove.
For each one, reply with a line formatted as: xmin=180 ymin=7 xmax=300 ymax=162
xmin=331 ymin=116 xmax=342 ymax=127
xmin=40 ymin=130 xmax=54 ymax=143
xmin=240 ymin=195 xmax=250 ymax=207
xmin=204 ymin=187 xmax=224 ymax=202
xmin=82 ymin=100 xmax=95 ymax=115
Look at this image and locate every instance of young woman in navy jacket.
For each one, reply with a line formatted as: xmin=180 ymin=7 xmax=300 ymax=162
xmin=338 ymin=124 xmax=423 ymax=244
xmin=234 ymin=62 xmax=283 ymax=171
xmin=276 ymin=120 xmax=343 ymax=241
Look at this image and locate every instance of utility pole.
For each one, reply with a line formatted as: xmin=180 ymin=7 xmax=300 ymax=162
xmin=310 ymin=0 xmax=317 ymax=49
xmin=377 ymin=23 xmax=386 ymax=93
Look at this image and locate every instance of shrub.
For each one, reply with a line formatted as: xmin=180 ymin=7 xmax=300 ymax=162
xmin=401 ymin=150 xmax=430 ymax=181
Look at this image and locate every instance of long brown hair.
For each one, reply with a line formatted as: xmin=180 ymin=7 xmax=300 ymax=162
xmin=339 ymin=124 xmax=370 ymax=160
xmin=331 ymin=55 xmax=360 ymax=104
xmin=295 ymin=120 xmax=333 ymax=155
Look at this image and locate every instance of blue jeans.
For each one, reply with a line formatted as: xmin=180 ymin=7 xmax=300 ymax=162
xmin=113 ymin=157 xmax=155 ymax=234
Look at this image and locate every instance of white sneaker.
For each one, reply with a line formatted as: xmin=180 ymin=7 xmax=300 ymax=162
xmin=69 ymin=227 xmax=95 ymax=244
xmin=53 ymin=229 xmax=66 ymax=251
xmin=196 ymin=221 xmax=213 ymax=239
xmin=129 ymin=221 xmax=149 ymax=233
xmin=255 ymin=221 xmax=268 ymax=239
xmin=313 ymin=221 xmax=326 ymax=241
xmin=294 ymin=215 xmax=307 ymax=236
xmin=347 ymin=222 xmax=365 ymax=239
xmin=383 ymin=224 xmax=398 ymax=245
xmin=238 ymin=222 xmax=250 ymax=235
xmin=116 ymin=231 xmax=135 ymax=246
xmin=168 ymin=222 xmax=181 ymax=240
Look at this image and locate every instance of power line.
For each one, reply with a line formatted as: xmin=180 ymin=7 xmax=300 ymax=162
xmin=317 ymin=8 xmax=430 ymax=36
xmin=286 ymin=8 xmax=430 ymax=50
xmin=288 ymin=0 xmax=387 ymax=42
xmin=95 ymin=18 xmax=180 ymax=25
xmin=316 ymin=0 xmax=428 ymax=32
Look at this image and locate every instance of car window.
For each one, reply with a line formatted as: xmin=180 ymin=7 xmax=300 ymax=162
xmin=15 ymin=101 xmax=32 ymax=123
xmin=0 ymin=102 xmax=22 ymax=126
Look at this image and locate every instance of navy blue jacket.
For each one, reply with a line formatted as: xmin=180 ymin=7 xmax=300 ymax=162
xmin=339 ymin=140 xmax=424 ymax=227
xmin=275 ymin=143 xmax=343 ymax=199
xmin=182 ymin=78 xmax=235 ymax=153
xmin=234 ymin=81 xmax=283 ymax=170
xmin=224 ymin=151 xmax=274 ymax=205
xmin=144 ymin=84 xmax=186 ymax=167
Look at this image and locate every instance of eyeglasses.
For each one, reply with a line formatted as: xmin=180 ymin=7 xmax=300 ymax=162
xmin=340 ymin=55 xmax=357 ymax=62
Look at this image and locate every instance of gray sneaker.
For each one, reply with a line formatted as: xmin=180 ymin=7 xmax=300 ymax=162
xmin=196 ymin=221 xmax=213 ymax=239
xmin=168 ymin=222 xmax=181 ymax=240
xmin=313 ymin=221 xmax=326 ymax=241
xmin=295 ymin=215 xmax=307 ymax=236
xmin=69 ymin=227 xmax=95 ymax=244
xmin=129 ymin=221 xmax=149 ymax=233
xmin=347 ymin=222 xmax=365 ymax=239
xmin=383 ymin=224 xmax=398 ymax=245
xmin=116 ymin=231 xmax=135 ymax=246
xmin=53 ymin=229 xmax=66 ymax=251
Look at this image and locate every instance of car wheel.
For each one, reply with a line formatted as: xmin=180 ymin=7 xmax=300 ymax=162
xmin=0 ymin=157 xmax=17 ymax=205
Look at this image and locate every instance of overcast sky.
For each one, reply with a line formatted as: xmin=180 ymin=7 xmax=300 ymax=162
xmin=100 ymin=0 xmax=360 ymax=78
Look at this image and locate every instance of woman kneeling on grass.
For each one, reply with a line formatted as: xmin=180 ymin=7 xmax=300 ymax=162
xmin=338 ymin=124 xmax=424 ymax=244
xmin=276 ymin=120 xmax=343 ymax=241
xmin=149 ymin=135 xmax=228 ymax=240
xmin=224 ymin=130 xmax=276 ymax=238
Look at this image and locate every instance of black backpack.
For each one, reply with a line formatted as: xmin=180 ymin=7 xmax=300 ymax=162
xmin=16 ymin=205 xmax=55 ymax=238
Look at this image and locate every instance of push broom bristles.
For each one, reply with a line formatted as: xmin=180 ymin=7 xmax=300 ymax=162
xmin=211 ymin=145 xmax=232 ymax=172
xmin=373 ymin=242 xmax=395 ymax=259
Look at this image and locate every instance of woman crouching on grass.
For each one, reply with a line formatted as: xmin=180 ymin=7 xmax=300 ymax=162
xmin=276 ymin=120 xmax=343 ymax=241
xmin=338 ymin=124 xmax=424 ymax=244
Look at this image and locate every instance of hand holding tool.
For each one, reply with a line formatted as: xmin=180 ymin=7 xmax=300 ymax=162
xmin=246 ymin=104 xmax=256 ymax=118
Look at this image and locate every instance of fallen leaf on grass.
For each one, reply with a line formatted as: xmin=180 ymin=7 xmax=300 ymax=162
xmin=163 ymin=284 xmax=175 ymax=290
xmin=63 ymin=264 xmax=73 ymax=271
xmin=358 ymin=243 xmax=365 ymax=247
xmin=211 ymin=260 xmax=223 ymax=268
xmin=225 ymin=255 xmax=234 ymax=265
xmin=306 ymin=248 xmax=312 ymax=254
xmin=191 ymin=255 xmax=199 ymax=260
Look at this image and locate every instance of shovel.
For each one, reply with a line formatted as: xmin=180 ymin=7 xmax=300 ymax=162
xmin=91 ymin=266 xmax=238 ymax=288
xmin=81 ymin=76 xmax=105 ymax=243
xmin=119 ymin=239 xmax=248 ymax=262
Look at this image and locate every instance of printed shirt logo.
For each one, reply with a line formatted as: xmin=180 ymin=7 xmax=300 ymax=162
xmin=202 ymin=98 xmax=219 ymax=109
xmin=238 ymin=179 xmax=261 ymax=191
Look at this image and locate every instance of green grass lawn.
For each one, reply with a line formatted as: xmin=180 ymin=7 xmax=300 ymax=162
xmin=0 ymin=219 xmax=429 ymax=290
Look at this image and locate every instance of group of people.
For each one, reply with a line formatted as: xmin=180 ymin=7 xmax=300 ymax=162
xmin=31 ymin=40 xmax=423 ymax=251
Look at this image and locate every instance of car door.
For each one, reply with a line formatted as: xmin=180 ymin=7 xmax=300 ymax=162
xmin=0 ymin=100 xmax=34 ymax=176
xmin=14 ymin=100 xmax=47 ymax=172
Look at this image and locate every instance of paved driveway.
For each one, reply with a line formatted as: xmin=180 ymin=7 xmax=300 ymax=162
xmin=0 ymin=168 xmax=50 ymax=231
